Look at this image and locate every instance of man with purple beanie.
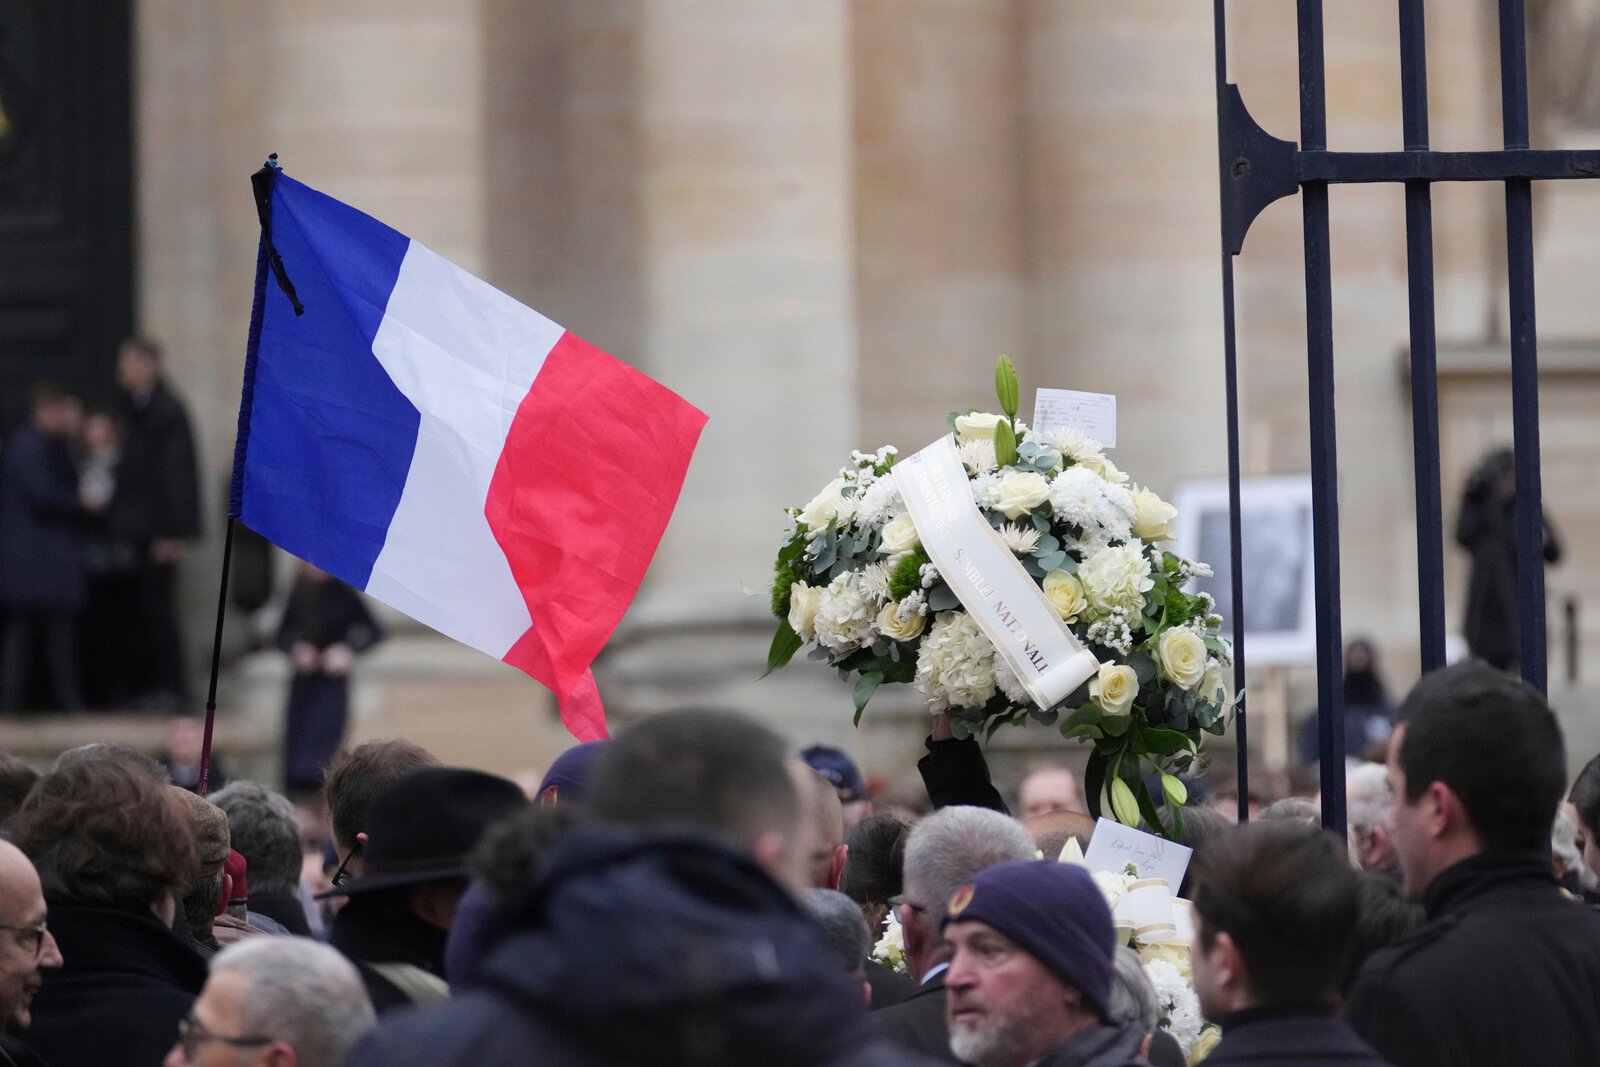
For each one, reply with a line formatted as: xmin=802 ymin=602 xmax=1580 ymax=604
xmin=534 ymin=740 xmax=610 ymax=805
xmin=942 ymin=861 xmax=1148 ymax=1067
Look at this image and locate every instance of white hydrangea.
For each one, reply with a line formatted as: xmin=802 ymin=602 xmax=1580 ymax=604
xmin=813 ymin=573 xmax=876 ymax=654
xmin=970 ymin=471 xmax=1004 ymax=510
xmin=914 ymin=612 xmax=997 ymax=710
xmin=1049 ymin=468 xmax=1135 ymax=548
xmin=1144 ymin=958 xmax=1205 ymax=1055
xmin=1077 ymin=542 xmax=1155 ymax=620
xmin=993 ymin=659 xmax=1033 ymax=706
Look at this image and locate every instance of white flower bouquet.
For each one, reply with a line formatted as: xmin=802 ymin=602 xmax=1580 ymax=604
xmin=766 ymin=358 xmax=1234 ymax=836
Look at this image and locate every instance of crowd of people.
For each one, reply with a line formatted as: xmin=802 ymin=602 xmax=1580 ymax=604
xmin=0 ymin=659 xmax=1592 ymax=1065
xmin=0 ymin=339 xmax=201 ymax=714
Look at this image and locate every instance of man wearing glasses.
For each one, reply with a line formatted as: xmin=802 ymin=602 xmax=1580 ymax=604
xmin=0 ymin=839 xmax=62 ymax=1067
xmin=163 ymin=938 xmax=373 ymax=1067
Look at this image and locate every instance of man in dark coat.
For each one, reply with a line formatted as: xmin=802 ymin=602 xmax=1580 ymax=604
xmin=1454 ymin=448 xmax=1560 ymax=671
xmin=0 ymin=383 xmax=87 ymax=711
xmin=110 ymin=337 xmax=201 ymax=710
xmin=349 ymin=830 xmax=937 ymax=1067
xmin=941 ymin=861 xmax=1148 ymax=1067
xmin=348 ymin=708 xmax=940 ymax=1067
xmin=0 ymin=840 xmax=63 ymax=1067
xmin=1347 ymin=662 xmax=1600 ymax=1066
xmin=322 ymin=767 xmax=527 ymax=1014
xmin=1189 ymin=822 xmax=1390 ymax=1066
xmin=10 ymin=759 xmax=207 ymax=1067
xmin=874 ymin=807 xmax=1037 ymax=1062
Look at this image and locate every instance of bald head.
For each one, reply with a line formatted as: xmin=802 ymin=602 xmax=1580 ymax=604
xmin=0 ymin=839 xmax=61 ymax=1029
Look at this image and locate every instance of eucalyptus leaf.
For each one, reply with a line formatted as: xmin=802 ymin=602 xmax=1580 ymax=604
xmin=928 ymin=584 xmax=961 ymax=611
xmin=1032 ymin=534 xmax=1060 ymax=557
xmin=1037 ymin=551 xmax=1067 ymax=573
xmin=1129 ymin=651 xmax=1157 ymax=685
xmin=1032 ymin=510 xmax=1052 ymax=533
xmin=852 ymin=671 xmax=884 ymax=725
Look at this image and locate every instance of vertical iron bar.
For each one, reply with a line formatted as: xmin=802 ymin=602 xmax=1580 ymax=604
xmin=1499 ymin=0 xmax=1547 ymax=692
xmin=1299 ymin=0 xmax=1346 ymax=836
xmin=1399 ymin=0 xmax=1447 ymax=673
xmin=1214 ymin=0 xmax=1250 ymax=823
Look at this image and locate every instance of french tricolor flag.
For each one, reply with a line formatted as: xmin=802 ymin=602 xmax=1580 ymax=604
xmin=230 ymin=171 xmax=706 ymax=742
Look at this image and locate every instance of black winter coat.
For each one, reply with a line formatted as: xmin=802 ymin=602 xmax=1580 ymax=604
xmin=25 ymin=904 xmax=207 ymax=1067
xmin=874 ymin=972 xmax=956 ymax=1062
xmin=0 ymin=426 xmax=85 ymax=609
xmin=345 ymin=830 xmax=940 ymax=1067
xmin=918 ymin=736 xmax=1009 ymax=814
xmin=1032 ymin=1022 xmax=1149 ymax=1067
xmin=110 ymin=381 xmax=200 ymax=544
xmin=1204 ymin=1008 xmax=1391 ymax=1066
xmin=1347 ymin=851 xmax=1600 ymax=1067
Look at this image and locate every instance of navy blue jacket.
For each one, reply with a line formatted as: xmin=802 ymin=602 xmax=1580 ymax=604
xmin=0 ymin=425 xmax=85 ymax=609
xmin=347 ymin=830 xmax=939 ymax=1067
xmin=1205 ymin=1008 xmax=1390 ymax=1066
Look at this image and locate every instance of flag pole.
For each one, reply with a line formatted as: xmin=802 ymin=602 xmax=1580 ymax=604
xmin=197 ymin=516 xmax=238 ymax=795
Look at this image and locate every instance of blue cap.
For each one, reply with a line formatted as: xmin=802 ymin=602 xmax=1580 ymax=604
xmin=537 ymin=740 xmax=611 ymax=803
xmin=801 ymin=744 xmax=867 ymax=802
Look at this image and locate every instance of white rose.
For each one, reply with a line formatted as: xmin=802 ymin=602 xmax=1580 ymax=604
xmin=799 ymin=477 xmax=855 ymax=536
xmin=813 ymin=574 xmax=876 ymax=653
xmin=994 ymin=470 xmax=1051 ymax=519
xmin=876 ymin=601 xmax=927 ymax=642
xmin=1041 ymin=570 xmax=1087 ymax=624
xmin=1157 ymin=628 xmax=1207 ymax=690
xmin=788 ymin=582 xmax=823 ymax=641
xmin=1199 ymin=665 xmax=1234 ymax=710
xmin=1082 ymin=455 xmax=1129 ymax=485
xmin=1076 ymin=543 xmax=1155 ymax=619
xmin=1130 ymin=485 xmax=1177 ymax=542
xmin=879 ymin=513 xmax=920 ymax=560
xmin=954 ymin=412 xmax=1005 ymax=442
xmin=1089 ymin=663 xmax=1138 ymax=719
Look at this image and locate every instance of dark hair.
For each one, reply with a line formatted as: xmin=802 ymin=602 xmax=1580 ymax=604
xmin=1191 ymin=822 xmax=1361 ymax=1006
xmin=324 ymin=739 xmax=439 ymax=851
xmin=1176 ymin=806 xmax=1233 ymax=897
xmin=839 ymin=813 xmax=909 ymax=907
xmin=0 ymin=755 xmax=40 ymax=827
xmin=587 ymin=709 xmax=800 ymax=848
xmin=1395 ymin=661 xmax=1565 ymax=852
xmin=1341 ymin=872 xmax=1424 ymax=993
xmin=1569 ymin=754 xmax=1600 ymax=841
xmin=470 ymin=804 xmax=586 ymax=899
xmin=209 ymin=781 xmax=303 ymax=897
xmin=12 ymin=761 xmax=199 ymax=908
xmin=805 ymin=888 xmax=871 ymax=974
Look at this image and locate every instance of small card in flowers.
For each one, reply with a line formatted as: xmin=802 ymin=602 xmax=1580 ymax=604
xmin=1084 ymin=817 xmax=1192 ymax=888
xmin=1032 ymin=388 xmax=1117 ymax=449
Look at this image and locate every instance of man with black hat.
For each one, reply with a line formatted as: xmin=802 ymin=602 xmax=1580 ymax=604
xmin=941 ymin=860 xmax=1148 ymax=1067
xmin=322 ymin=767 xmax=527 ymax=1014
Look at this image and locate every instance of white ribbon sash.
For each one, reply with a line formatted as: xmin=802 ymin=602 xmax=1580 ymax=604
xmin=892 ymin=435 xmax=1099 ymax=709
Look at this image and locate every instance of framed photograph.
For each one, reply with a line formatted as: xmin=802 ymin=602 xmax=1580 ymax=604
xmin=1170 ymin=475 xmax=1317 ymax=666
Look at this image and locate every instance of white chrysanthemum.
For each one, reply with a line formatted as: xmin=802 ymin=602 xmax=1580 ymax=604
xmin=1049 ymin=468 xmax=1135 ymax=547
xmin=872 ymin=911 xmax=908 ymax=975
xmin=1144 ymin=958 xmax=1205 ymax=1055
xmin=1077 ymin=543 xmax=1155 ymax=620
xmin=914 ymin=612 xmax=997 ymax=711
xmin=996 ymin=523 xmax=1040 ymax=556
xmin=970 ymin=471 xmax=1004 ymax=510
xmin=1036 ymin=427 xmax=1106 ymax=464
xmin=957 ymin=438 xmax=999 ymax=474
xmin=855 ymin=476 xmax=906 ymax=528
xmin=856 ymin=562 xmax=893 ymax=604
xmin=813 ymin=573 xmax=876 ymax=653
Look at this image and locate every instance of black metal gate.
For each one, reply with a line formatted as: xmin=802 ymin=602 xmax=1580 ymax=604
xmin=1211 ymin=0 xmax=1588 ymax=832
